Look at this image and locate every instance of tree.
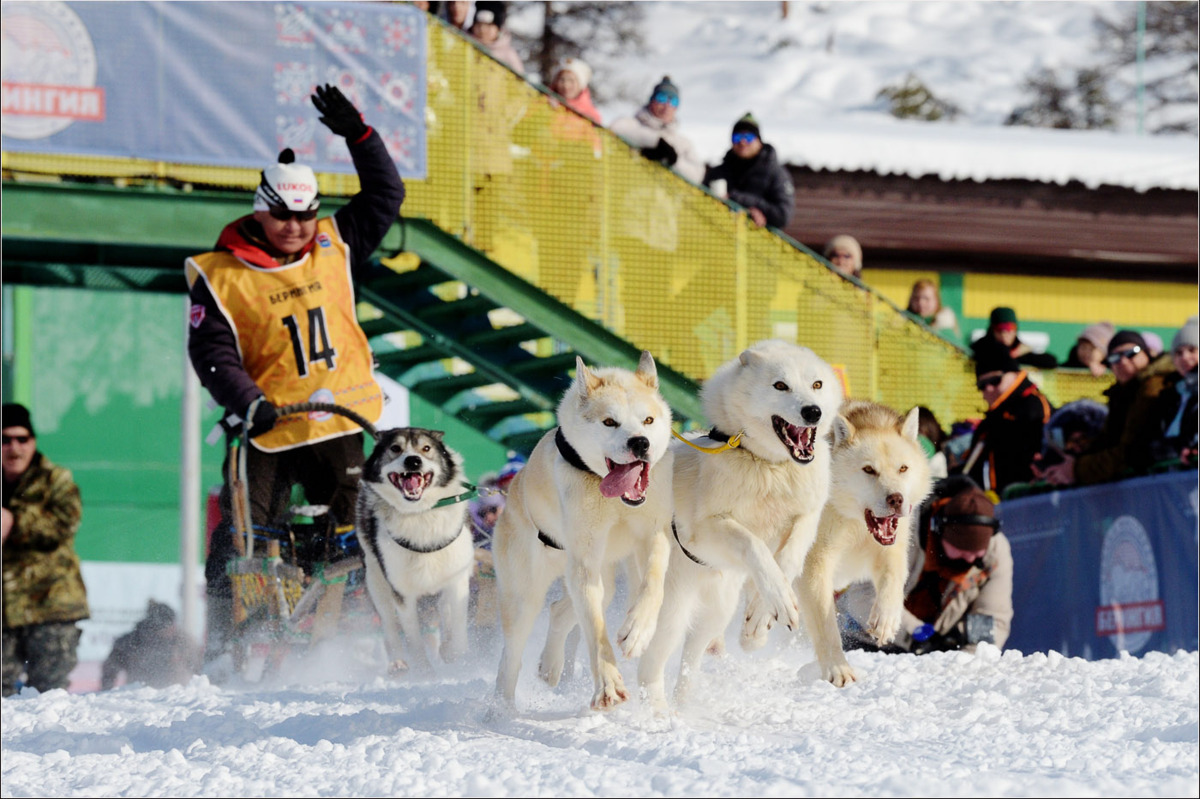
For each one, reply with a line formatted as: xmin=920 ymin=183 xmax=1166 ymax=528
xmin=1005 ymin=67 xmax=1116 ymax=131
xmin=507 ymin=2 xmax=646 ymax=104
xmin=877 ymin=73 xmax=960 ymax=122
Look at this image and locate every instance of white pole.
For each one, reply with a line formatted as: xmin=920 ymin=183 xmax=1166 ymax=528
xmin=180 ymin=298 xmax=202 ymax=643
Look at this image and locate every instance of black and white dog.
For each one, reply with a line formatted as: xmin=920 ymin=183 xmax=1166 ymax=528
xmin=357 ymin=427 xmax=475 ymax=674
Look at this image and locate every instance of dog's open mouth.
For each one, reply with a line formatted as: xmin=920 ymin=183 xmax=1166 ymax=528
xmin=600 ymin=458 xmax=650 ymax=506
xmin=865 ymin=509 xmax=900 ymax=545
xmin=772 ymin=416 xmax=817 ymax=463
xmin=390 ymin=471 xmax=433 ymax=501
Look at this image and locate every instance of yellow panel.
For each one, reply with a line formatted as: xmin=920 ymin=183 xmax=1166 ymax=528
xmin=964 ymin=274 xmax=1198 ymax=327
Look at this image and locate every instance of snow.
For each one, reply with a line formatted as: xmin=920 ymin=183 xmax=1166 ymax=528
xmin=4 ymin=624 xmax=1198 ymax=796
xmin=568 ymin=1 xmax=1200 ymax=192
xmin=3 ymin=4 xmax=1197 ymax=797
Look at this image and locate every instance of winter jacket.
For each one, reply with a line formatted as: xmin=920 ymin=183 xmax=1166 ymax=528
xmin=610 ymin=107 xmax=707 ymax=184
xmin=184 ymin=129 xmax=404 ymax=430
xmin=474 ymin=29 xmax=524 ymax=75
xmin=970 ymin=334 xmax=1059 ymax=371
xmin=2 ymin=453 xmax=89 ymax=629
xmin=563 ymin=87 xmax=602 ymax=125
xmin=703 ymin=143 xmax=796 ymax=229
xmin=1074 ymin=353 xmax=1175 ymax=485
xmin=964 ymin=371 xmax=1052 ymax=494
xmin=1148 ymin=368 xmax=1198 ymax=464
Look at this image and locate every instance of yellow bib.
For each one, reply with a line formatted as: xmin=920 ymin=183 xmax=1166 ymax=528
xmin=188 ymin=219 xmax=382 ymax=452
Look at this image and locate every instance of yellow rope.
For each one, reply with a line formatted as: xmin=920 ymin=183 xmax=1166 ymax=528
xmin=671 ymin=428 xmax=744 ymax=454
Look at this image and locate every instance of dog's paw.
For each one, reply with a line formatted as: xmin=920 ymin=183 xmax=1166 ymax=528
xmin=825 ymin=662 xmax=860 ymax=687
xmin=617 ymin=600 xmax=659 ymax=659
xmin=706 ymin=636 xmax=726 ymax=657
xmin=591 ymin=663 xmax=630 ymax=711
xmin=868 ymin=601 xmax=902 ymax=647
xmin=740 ymin=593 xmax=774 ymax=651
xmin=387 ymin=658 xmax=409 ymax=678
xmin=538 ymin=650 xmax=565 ymax=688
xmin=439 ymin=640 xmax=466 ymax=665
xmin=761 ymin=578 xmax=802 ymax=633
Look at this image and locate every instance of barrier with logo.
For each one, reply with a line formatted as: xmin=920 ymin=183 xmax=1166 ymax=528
xmin=999 ymin=469 xmax=1198 ymax=659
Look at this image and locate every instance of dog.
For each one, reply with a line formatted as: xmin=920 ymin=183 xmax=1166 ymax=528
xmin=796 ymin=400 xmax=933 ymax=686
xmin=356 ymin=427 xmax=476 ymax=675
xmin=493 ymin=351 xmax=674 ymax=711
xmin=636 ymin=339 xmax=844 ymax=709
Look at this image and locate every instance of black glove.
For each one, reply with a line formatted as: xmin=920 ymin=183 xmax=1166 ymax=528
xmin=640 ymin=138 xmax=678 ymax=167
xmin=311 ymin=84 xmax=369 ymax=141
xmin=246 ymin=399 xmax=279 ymax=439
xmin=910 ymin=625 xmax=966 ymax=655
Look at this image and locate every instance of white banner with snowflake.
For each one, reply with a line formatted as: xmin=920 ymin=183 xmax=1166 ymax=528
xmin=1 ymin=1 xmax=427 ymax=178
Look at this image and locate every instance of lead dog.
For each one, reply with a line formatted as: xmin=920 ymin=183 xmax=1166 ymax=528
xmin=796 ymin=400 xmax=933 ymax=686
xmin=493 ymin=351 xmax=673 ymax=711
xmin=357 ymin=427 xmax=475 ymax=675
xmin=636 ymin=339 xmax=844 ymax=709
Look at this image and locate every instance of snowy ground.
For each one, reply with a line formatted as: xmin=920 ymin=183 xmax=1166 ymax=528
xmin=3 ymin=615 xmax=1197 ymax=798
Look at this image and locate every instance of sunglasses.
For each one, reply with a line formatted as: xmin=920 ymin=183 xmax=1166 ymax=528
xmin=731 ymin=132 xmax=758 ymax=145
xmin=976 ymin=375 xmax=1003 ymax=391
xmin=2 ymin=434 xmax=32 ymax=445
xmin=267 ymin=207 xmax=319 ymax=222
xmin=1105 ymin=345 xmax=1142 ymax=367
xmin=652 ymin=92 xmax=679 ymax=108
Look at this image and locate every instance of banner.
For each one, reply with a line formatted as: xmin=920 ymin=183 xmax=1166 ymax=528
xmin=1000 ymin=470 xmax=1199 ymax=659
xmin=1 ymin=1 xmax=427 ymax=177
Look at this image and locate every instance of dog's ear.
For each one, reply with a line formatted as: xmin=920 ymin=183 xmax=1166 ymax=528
xmin=428 ymin=430 xmax=445 ymax=442
xmin=738 ymin=347 xmax=763 ymax=368
xmin=830 ymin=414 xmax=854 ymax=447
xmin=900 ymin=406 xmax=921 ymax=443
xmin=575 ymin=356 xmax=603 ymax=395
xmin=635 ymin=350 xmax=659 ymax=388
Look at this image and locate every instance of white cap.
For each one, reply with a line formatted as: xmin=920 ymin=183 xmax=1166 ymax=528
xmin=552 ymin=57 xmax=592 ymax=90
xmin=253 ymin=149 xmax=320 ymax=212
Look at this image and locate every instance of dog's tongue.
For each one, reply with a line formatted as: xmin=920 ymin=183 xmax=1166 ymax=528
xmin=601 ymin=461 xmax=645 ymax=498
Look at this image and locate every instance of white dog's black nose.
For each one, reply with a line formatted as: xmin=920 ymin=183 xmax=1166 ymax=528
xmin=403 ymin=455 xmax=423 ymax=471
xmin=801 ymin=405 xmax=822 ymax=424
xmin=628 ymin=436 xmax=650 ymax=459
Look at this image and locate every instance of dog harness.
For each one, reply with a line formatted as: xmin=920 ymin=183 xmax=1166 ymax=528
xmin=671 ymin=520 xmax=708 ymax=567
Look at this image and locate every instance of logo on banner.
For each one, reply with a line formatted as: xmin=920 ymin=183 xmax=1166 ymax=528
xmin=1095 ymin=515 xmax=1164 ymax=654
xmin=1 ymin=1 xmax=105 ymax=139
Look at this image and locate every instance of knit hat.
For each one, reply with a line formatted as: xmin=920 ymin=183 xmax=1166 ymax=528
xmin=254 ymin=149 xmax=320 ymax=212
xmin=937 ymin=487 xmax=999 ymax=552
xmin=989 ymin=307 xmax=1018 ymax=330
xmin=732 ymin=112 xmax=760 ymax=137
xmin=823 ymin=234 xmax=863 ymax=272
xmin=472 ymin=0 xmax=506 ymax=27
xmin=2 ymin=403 xmax=34 ymax=437
xmin=1077 ymin=322 xmax=1115 ymax=351
xmin=1172 ymin=315 xmax=1199 ymax=353
xmin=551 ymin=57 xmax=592 ymax=90
xmin=1107 ymin=330 xmax=1148 ymax=357
xmin=972 ymin=335 xmax=1019 ymax=377
xmin=650 ymin=75 xmax=679 ymax=105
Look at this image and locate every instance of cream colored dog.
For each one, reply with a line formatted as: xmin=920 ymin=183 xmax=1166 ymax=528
xmin=636 ymin=339 xmax=844 ymax=708
xmin=493 ymin=352 xmax=673 ymax=711
xmin=797 ymin=400 xmax=933 ymax=686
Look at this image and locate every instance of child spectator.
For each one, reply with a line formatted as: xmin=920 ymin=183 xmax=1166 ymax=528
xmin=823 ymin=234 xmax=862 ymax=280
xmin=101 ymin=600 xmax=201 ymax=690
xmin=548 ymin=57 xmax=601 ymax=124
xmin=906 ymin=279 xmax=960 ymax=342
xmin=468 ymin=1 xmax=523 ymax=74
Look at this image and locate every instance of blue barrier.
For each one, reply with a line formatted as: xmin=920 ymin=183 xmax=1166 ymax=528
xmin=999 ymin=469 xmax=1198 ymax=659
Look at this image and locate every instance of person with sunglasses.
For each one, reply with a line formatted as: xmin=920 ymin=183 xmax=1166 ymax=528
xmin=702 ymin=112 xmax=795 ymax=229
xmin=957 ymin=336 xmax=1052 ymax=498
xmin=1035 ymin=330 xmax=1175 ymax=488
xmin=610 ymin=76 xmax=706 ymax=184
xmin=2 ymin=403 xmax=90 ymax=696
xmin=184 ymin=84 xmax=404 ymax=674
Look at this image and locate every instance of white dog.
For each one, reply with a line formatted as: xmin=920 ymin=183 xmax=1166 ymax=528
xmin=356 ymin=427 xmax=476 ymax=675
xmin=637 ymin=339 xmax=844 ymax=708
xmin=493 ymin=351 xmax=674 ymax=711
xmin=796 ymin=400 xmax=933 ymax=686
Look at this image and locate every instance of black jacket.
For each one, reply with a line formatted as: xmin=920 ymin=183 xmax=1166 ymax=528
xmin=964 ymin=372 xmax=1052 ymax=493
xmin=704 ymin=143 xmax=795 ymax=229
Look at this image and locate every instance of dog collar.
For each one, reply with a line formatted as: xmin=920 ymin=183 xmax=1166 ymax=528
xmin=671 ymin=520 xmax=708 ymax=567
xmin=555 ymin=427 xmax=599 ymax=476
xmin=432 ymin=483 xmax=480 ymax=509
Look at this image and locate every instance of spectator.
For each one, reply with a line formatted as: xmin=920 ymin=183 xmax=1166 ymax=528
xmin=2 ymin=403 xmax=89 ymax=696
xmin=917 ymin=406 xmax=949 ymax=479
xmin=1039 ymin=399 xmax=1108 ymax=468
xmin=548 ymin=57 xmax=601 ymax=124
xmin=1148 ymin=315 xmax=1198 ymax=467
xmin=959 ymin=336 xmax=1052 ymax=497
xmin=838 ymin=475 xmax=1013 ymax=654
xmin=469 ymin=1 xmax=524 ymax=75
xmin=101 ymin=600 xmax=201 ymax=690
xmin=970 ymin=306 xmax=1059 ymax=370
xmin=440 ymin=0 xmax=470 ymax=30
xmin=822 ymin=234 xmax=862 ymax=280
xmin=186 ymin=85 xmax=404 ymax=668
xmin=703 ymin=113 xmax=796 ymax=229
xmin=906 ymin=278 xmax=961 ymax=342
xmin=610 ymin=76 xmax=707 ymax=184
xmin=1034 ymin=330 xmax=1175 ymax=487
xmin=1062 ymin=321 xmax=1115 ymax=377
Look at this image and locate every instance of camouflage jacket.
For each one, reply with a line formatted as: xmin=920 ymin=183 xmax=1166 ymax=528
xmin=2 ymin=452 xmax=89 ymax=628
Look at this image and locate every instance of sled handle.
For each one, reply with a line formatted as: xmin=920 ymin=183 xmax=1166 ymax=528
xmin=275 ymin=401 xmax=380 ymax=442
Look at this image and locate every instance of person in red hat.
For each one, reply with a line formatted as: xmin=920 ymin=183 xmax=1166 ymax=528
xmin=838 ymin=476 xmax=1014 ymax=654
xmin=971 ymin=306 xmax=1059 ymax=370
